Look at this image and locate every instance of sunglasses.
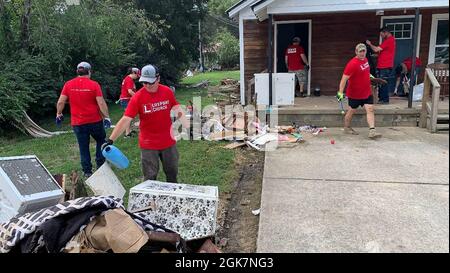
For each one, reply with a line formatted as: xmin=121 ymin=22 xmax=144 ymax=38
xmin=142 ymin=81 xmax=156 ymax=85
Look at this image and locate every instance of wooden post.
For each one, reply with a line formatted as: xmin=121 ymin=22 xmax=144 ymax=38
xmin=419 ymin=71 xmax=431 ymax=128
xmin=430 ymin=85 xmax=441 ymax=133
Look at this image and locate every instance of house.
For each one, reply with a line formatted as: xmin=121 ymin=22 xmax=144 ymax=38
xmin=227 ymin=0 xmax=449 ymax=105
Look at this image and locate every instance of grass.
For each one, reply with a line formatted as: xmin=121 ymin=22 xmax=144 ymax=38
xmin=181 ymin=70 xmax=240 ymax=86
xmin=0 ymin=70 xmax=240 ymax=206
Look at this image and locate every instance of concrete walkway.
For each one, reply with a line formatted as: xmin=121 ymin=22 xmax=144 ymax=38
xmin=257 ymin=127 xmax=449 ymax=253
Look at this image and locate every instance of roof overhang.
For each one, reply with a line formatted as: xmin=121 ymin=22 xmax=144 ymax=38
xmin=229 ymin=0 xmax=449 ymax=21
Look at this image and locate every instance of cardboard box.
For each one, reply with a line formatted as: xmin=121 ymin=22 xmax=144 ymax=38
xmin=128 ymin=180 xmax=219 ymax=241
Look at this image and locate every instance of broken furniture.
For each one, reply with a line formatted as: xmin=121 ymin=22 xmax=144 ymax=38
xmin=0 ymin=155 xmax=65 ymax=224
xmin=128 ymin=180 xmax=219 ymax=241
xmin=85 ymin=162 xmax=126 ymax=199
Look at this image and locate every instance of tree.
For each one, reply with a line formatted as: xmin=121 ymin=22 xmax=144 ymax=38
xmin=134 ymin=0 xmax=208 ymax=82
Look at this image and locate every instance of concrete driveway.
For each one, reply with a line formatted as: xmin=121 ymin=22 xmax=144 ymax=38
xmin=257 ymin=127 xmax=449 ymax=253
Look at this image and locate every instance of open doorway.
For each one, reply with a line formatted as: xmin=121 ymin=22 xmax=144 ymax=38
xmin=275 ymin=20 xmax=311 ymax=95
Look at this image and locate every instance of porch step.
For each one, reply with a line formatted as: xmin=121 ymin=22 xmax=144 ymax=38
xmin=427 ymin=114 xmax=449 ymax=121
xmin=277 ymin=109 xmax=420 ymax=127
xmin=436 ymin=124 xmax=449 ymax=131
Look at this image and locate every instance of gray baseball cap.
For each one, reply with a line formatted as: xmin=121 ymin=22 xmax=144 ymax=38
xmin=139 ymin=64 xmax=159 ymax=83
xmin=77 ymin=62 xmax=91 ymax=70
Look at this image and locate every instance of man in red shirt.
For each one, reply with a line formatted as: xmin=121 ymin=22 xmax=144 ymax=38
xmin=56 ymin=62 xmax=112 ymax=177
xmin=104 ymin=64 xmax=188 ymax=183
xmin=285 ymin=37 xmax=310 ymax=97
xmin=394 ymin=57 xmax=422 ymax=96
xmin=337 ymin=44 xmax=381 ymax=139
xmin=120 ymin=67 xmax=140 ymax=137
xmin=366 ymin=27 xmax=396 ymax=104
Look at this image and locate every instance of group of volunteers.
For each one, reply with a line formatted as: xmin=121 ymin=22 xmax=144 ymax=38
xmin=56 ymin=63 xmax=187 ymax=182
xmin=286 ymin=26 xmax=421 ymax=140
xmin=57 ymin=27 xmax=420 ymax=178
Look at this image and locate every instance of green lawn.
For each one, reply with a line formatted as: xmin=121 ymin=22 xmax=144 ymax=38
xmin=181 ymin=70 xmax=240 ymax=86
xmin=0 ymin=71 xmax=240 ymax=205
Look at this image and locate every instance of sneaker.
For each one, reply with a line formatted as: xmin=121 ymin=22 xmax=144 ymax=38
xmin=344 ymin=127 xmax=359 ymax=135
xmin=84 ymin=172 xmax=93 ymax=179
xmin=368 ymin=129 xmax=382 ymax=139
xmin=124 ymin=132 xmax=133 ymax=138
xmin=377 ymin=101 xmax=389 ymax=105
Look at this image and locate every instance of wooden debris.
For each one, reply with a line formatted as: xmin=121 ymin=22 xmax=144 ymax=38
xmin=197 ymin=239 xmax=222 ymax=253
xmin=224 ymin=142 xmax=246 ymax=149
xmin=190 ymin=80 xmax=209 ymax=88
xmin=220 ymin=79 xmax=238 ymax=86
xmin=147 ymin=231 xmax=181 ymax=244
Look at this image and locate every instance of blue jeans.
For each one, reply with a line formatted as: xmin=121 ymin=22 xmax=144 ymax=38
xmin=377 ymin=68 xmax=393 ymax=103
xmin=73 ymin=121 xmax=106 ymax=174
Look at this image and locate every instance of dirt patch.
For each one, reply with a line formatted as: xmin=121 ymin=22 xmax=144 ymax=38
xmin=216 ymin=148 xmax=265 ymax=253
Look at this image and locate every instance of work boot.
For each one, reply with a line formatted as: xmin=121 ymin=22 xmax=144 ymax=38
xmin=368 ymin=128 xmax=382 ymax=139
xmin=344 ymin=127 xmax=359 ymax=135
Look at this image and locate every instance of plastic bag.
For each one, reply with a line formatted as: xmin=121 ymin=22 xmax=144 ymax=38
xmin=412 ymin=83 xmax=424 ymax=102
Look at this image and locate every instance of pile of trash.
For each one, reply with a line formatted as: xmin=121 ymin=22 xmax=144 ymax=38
xmin=0 ymin=196 xmax=220 ymax=253
xmin=194 ymin=106 xmax=327 ymax=150
xmin=0 ymin=156 xmax=222 ymax=254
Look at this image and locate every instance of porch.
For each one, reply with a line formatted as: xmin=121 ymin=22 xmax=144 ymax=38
xmin=273 ymin=95 xmax=449 ymax=127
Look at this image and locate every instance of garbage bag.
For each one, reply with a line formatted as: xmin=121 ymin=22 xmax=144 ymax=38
xmin=413 ymin=83 xmax=424 ymax=102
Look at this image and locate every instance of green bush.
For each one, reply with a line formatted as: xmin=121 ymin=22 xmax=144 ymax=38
xmin=0 ymin=54 xmax=59 ymax=130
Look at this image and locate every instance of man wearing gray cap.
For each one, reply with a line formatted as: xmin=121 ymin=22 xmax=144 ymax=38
xmin=104 ymin=64 xmax=188 ymax=183
xmin=56 ymin=62 xmax=112 ymax=177
xmin=337 ymin=44 xmax=381 ymax=139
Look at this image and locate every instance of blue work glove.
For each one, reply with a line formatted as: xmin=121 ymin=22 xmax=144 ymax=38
xmin=101 ymin=139 xmax=114 ymax=151
xmin=103 ymin=118 xmax=112 ymax=129
xmin=56 ymin=115 xmax=64 ymax=127
xmin=336 ymin=92 xmax=345 ymax=102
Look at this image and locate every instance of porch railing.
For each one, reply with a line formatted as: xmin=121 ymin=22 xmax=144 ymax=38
xmin=419 ymin=68 xmax=441 ymax=133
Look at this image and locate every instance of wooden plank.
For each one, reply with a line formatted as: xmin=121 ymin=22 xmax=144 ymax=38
xmin=224 ymin=142 xmax=246 ymax=149
xmin=419 ymin=71 xmax=431 ymax=128
xmin=431 ymin=85 xmax=441 ymax=133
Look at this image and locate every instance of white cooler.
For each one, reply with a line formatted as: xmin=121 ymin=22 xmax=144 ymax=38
xmin=128 ymin=180 xmax=219 ymax=241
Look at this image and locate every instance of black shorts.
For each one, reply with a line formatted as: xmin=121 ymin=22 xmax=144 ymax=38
xmin=348 ymin=95 xmax=374 ymax=109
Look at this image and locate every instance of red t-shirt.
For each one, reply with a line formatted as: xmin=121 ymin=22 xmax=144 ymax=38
xmin=61 ymin=77 xmax=103 ymax=126
xmin=285 ymin=45 xmax=305 ymax=70
xmin=377 ymin=35 xmax=396 ymax=69
xmin=124 ymin=84 xmax=180 ymax=150
xmin=120 ymin=76 xmax=136 ymax=100
xmin=343 ymin=57 xmax=372 ymax=99
xmin=403 ymin=57 xmax=422 ymax=71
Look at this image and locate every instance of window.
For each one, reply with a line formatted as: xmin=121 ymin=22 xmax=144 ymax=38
xmin=429 ymin=14 xmax=449 ymax=64
xmin=434 ymin=20 xmax=449 ymax=64
xmin=386 ymin=23 xmax=413 ymax=39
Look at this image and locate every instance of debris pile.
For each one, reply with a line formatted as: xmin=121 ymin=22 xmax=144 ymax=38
xmin=0 ymin=158 xmax=224 ymax=253
xmin=212 ymin=123 xmax=327 ymax=150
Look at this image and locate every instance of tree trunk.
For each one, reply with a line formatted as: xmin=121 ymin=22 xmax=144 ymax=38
xmin=0 ymin=0 xmax=14 ymax=55
xmin=20 ymin=0 xmax=32 ymax=51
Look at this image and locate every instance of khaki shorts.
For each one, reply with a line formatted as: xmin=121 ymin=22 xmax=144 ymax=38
xmin=289 ymin=69 xmax=307 ymax=84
